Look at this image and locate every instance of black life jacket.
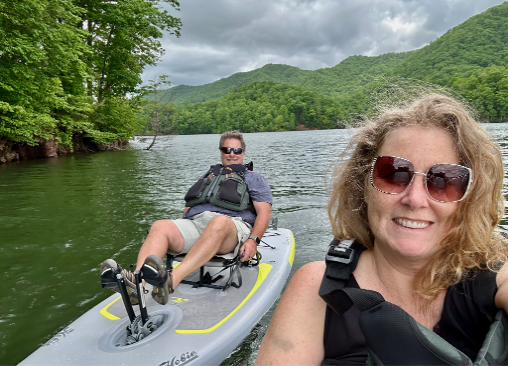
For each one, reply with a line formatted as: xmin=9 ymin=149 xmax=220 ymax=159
xmin=319 ymin=238 xmax=508 ymax=366
xmin=184 ymin=162 xmax=255 ymax=213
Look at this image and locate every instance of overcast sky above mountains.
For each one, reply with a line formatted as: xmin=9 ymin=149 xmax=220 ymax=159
xmin=142 ymin=0 xmax=506 ymax=87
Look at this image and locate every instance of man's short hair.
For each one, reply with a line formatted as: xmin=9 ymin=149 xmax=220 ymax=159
xmin=219 ymin=130 xmax=246 ymax=151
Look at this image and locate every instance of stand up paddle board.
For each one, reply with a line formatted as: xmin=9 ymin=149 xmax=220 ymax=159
xmin=20 ymin=227 xmax=295 ymax=366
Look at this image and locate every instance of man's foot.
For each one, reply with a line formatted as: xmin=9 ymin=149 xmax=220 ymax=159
xmin=141 ymin=255 xmax=174 ymax=305
xmin=100 ymin=259 xmax=139 ymax=305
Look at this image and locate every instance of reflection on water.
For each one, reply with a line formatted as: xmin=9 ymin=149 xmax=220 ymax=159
xmin=0 ymin=126 xmax=507 ymax=365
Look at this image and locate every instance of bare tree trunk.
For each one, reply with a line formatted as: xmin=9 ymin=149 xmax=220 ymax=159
xmin=146 ymin=88 xmax=159 ymax=150
xmin=98 ymin=25 xmax=115 ymax=104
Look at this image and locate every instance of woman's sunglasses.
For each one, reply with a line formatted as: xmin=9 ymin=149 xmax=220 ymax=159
xmin=220 ymin=147 xmax=243 ymax=155
xmin=370 ymin=156 xmax=473 ymax=203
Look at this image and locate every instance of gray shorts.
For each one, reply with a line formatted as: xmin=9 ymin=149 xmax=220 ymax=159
xmin=171 ymin=211 xmax=252 ymax=259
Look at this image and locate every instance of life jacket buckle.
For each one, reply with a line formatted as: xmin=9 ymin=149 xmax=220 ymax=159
xmin=325 ymin=239 xmax=355 ymax=264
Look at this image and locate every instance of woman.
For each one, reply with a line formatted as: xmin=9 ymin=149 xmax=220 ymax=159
xmin=255 ymin=94 xmax=508 ymax=365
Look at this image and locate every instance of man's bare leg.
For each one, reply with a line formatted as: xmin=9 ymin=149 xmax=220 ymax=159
xmin=137 ymin=215 xmax=239 ymax=289
xmin=171 ymin=215 xmax=238 ymax=287
xmin=136 ymin=219 xmax=185 ymax=270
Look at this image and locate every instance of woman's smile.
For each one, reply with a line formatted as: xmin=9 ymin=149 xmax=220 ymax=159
xmin=393 ymin=218 xmax=430 ymax=229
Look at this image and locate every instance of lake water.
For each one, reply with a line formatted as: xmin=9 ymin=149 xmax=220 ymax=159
xmin=1 ymin=126 xmax=507 ymax=365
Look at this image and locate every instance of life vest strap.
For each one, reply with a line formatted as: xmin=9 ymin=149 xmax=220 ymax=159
xmin=319 ymin=238 xmax=508 ymax=366
xmin=320 ymin=239 xmax=368 ymax=314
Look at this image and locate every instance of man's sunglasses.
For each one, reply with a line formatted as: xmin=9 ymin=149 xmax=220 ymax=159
xmin=220 ymin=147 xmax=243 ymax=155
xmin=370 ymin=156 xmax=473 ymax=203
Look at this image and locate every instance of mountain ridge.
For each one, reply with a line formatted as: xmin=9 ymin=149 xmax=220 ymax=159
xmin=152 ymin=2 xmax=508 ymax=124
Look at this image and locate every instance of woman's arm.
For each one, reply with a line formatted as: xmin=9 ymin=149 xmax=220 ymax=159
xmin=255 ymin=261 xmax=327 ymax=366
xmin=495 ymin=261 xmax=508 ymax=312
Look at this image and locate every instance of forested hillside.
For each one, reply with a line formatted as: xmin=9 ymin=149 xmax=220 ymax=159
xmin=0 ymin=0 xmax=181 ymax=163
xmin=392 ymin=3 xmax=508 ymax=85
xmin=141 ymin=81 xmax=347 ymax=135
xmin=161 ymin=2 xmax=508 ymax=123
xmin=165 ymin=52 xmax=413 ymax=104
xmin=164 ymin=64 xmax=316 ymax=104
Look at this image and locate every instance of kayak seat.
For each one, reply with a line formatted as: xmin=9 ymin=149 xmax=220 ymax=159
xmin=166 ymin=252 xmax=242 ymax=291
xmin=144 ymin=227 xmax=243 ymax=291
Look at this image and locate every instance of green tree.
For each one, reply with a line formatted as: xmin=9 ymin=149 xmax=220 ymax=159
xmin=0 ymin=0 xmax=181 ymax=157
xmin=78 ymin=0 xmax=182 ymax=147
xmin=0 ymin=0 xmax=91 ymax=146
xmin=77 ymin=0 xmax=181 ymax=103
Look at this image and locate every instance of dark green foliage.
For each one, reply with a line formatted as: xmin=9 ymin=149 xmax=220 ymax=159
xmin=0 ymin=0 xmax=181 ymax=150
xmin=0 ymin=0 xmax=91 ymax=145
xmin=80 ymin=0 xmax=181 ymax=103
xmin=322 ymin=52 xmax=415 ymax=95
xmin=137 ymin=75 xmax=176 ymax=150
xmin=452 ymin=66 xmax=508 ymax=122
xmin=338 ymin=76 xmax=465 ymax=119
xmin=392 ymin=4 xmax=508 ymax=86
xmin=149 ymin=81 xmax=348 ymax=134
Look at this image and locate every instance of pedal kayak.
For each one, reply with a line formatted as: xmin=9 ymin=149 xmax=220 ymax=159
xmin=19 ymin=228 xmax=295 ymax=366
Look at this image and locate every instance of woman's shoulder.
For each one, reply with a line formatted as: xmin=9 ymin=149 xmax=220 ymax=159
xmin=285 ymin=261 xmax=327 ymax=295
xmin=295 ymin=261 xmax=326 ymax=277
xmin=255 ymin=261 xmax=328 ymax=365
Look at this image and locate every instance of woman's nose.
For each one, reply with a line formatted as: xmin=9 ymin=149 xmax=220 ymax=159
xmin=401 ymin=172 xmax=430 ymax=209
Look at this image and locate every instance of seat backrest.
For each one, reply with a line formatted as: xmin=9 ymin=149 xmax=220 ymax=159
xmin=168 ymin=253 xmax=239 ymax=269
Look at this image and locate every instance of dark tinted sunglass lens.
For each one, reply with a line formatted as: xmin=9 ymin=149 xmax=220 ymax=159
xmin=426 ymin=164 xmax=470 ymax=202
xmin=220 ymin=147 xmax=243 ymax=154
xmin=372 ymin=156 xmax=414 ymax=194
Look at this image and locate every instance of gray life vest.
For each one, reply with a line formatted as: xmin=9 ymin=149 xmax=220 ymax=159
xmin=184 ymin=163 xmax=255 ymax=213
xmin=319 ymin=238 xmax=508 ymax=366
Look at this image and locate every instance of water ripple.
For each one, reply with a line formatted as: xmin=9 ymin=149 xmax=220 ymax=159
xmin=1 ymin=127 xmax=507 ymax=365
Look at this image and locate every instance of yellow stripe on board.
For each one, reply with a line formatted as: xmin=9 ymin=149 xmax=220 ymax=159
xmin=99 ymin=296 xmax=122 ymax=320
xmin=175 ymin=263 xmax=273 ymax=334
xmin=288 ymin=231 xmax=295 ymax=266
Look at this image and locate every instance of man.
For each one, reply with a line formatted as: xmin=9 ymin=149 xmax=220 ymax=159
xmin=101 ymin=130 xmax=272 ymax=305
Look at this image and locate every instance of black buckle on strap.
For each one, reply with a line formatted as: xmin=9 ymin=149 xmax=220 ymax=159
xmin=325 ymin=239 xmax=355 ymax=264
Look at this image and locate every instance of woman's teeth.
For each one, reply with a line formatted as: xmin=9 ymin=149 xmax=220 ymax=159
xmin=394 ymin=218 xmax=429 ymax=229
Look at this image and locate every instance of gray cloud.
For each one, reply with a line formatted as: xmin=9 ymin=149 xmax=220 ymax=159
xmin=142 ymin=0 xmax=505 ymax=87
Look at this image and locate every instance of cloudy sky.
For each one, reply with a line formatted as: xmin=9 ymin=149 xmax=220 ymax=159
xmin=142 ymin=0 xmax=506 ymax=87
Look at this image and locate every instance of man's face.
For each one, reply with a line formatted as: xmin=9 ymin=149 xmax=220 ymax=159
xmin=220 ymin=138 xmax=244 ymax=165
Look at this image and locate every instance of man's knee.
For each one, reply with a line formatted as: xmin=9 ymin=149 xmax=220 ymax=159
xmin=148 ymin=220 xmax=185 ymax=251
xmin=205 ymin=215 xmax=235 ymax=231
xmin=149 ymin=220 xmax=181 ymax=237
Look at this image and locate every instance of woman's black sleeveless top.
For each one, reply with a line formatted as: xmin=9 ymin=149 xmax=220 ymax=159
xmin=322 ymin=275 xmax=494 ymax=365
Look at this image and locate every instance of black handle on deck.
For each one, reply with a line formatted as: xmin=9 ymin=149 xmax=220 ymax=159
xmin=135 ymin=270 xmax=149 ymax=325
xmin=116 ymin=274 xmax=136 ymax=322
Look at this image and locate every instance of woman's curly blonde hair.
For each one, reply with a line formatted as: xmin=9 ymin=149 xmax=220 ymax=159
xmin=328 ymin=94 xmax=507 ymax=299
